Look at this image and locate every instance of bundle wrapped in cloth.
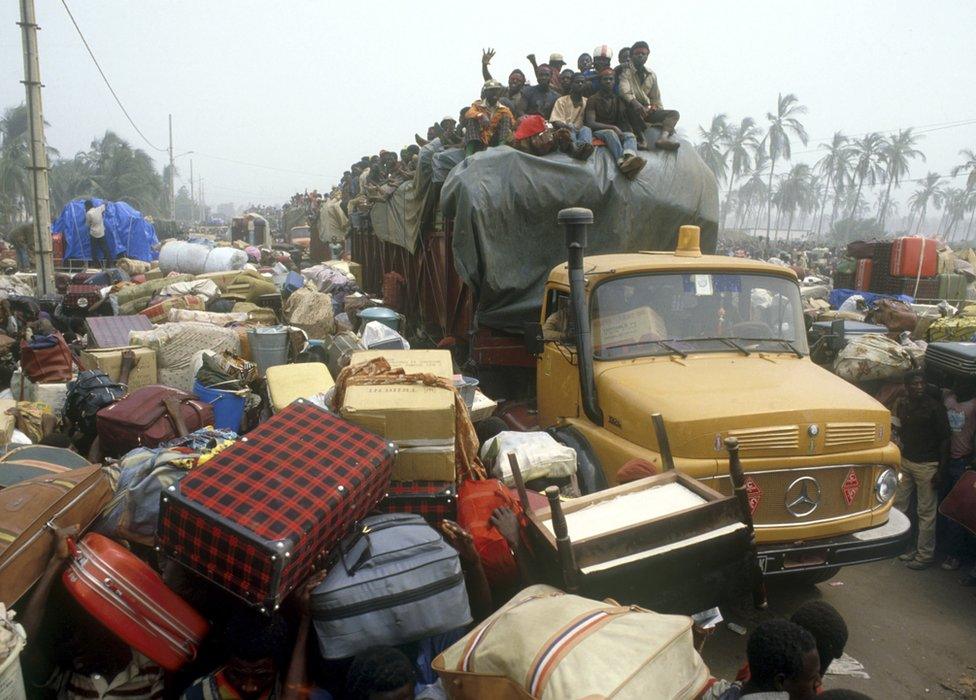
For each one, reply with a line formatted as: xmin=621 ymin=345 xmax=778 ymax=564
xmin=130 ymin=322 xmax=242 ymax=393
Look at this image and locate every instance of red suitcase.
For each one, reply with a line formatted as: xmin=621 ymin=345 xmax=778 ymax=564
xmin=64 ymin=284 xmax=102 ymax=313
xmin=854 ymin=259 xmax=872 ymax=291
xmin=157 ymin=399 xmax=395 ymax=609
xmin=890 ymin=236 xmax=937 ymax=278
xmin=376 ymin=481 xmax=457 ymax=523
xmin=63 ymin=533 xmax=209 ymax=671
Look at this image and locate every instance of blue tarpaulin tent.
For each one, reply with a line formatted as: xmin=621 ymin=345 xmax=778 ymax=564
xmin=52 ymin=198 xmax=159 ymax=262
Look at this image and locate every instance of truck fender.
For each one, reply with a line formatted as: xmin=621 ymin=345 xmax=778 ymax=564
xmin=547 ymin=425 xmax=608 ymax=495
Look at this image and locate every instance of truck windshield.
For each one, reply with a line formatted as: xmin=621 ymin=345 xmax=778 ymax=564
xmin=591 ymin=272 xmax=808 ymax=360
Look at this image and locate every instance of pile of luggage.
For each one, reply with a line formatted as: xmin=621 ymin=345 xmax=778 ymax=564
xmin=837 ymin=236 xmax=970 ymax=302
xmin=0 ymin=250 xmax=725 ymax=699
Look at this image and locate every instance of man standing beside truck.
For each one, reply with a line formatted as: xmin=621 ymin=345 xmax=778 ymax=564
xmin=893 ymin=372 xmax=951 ymax=570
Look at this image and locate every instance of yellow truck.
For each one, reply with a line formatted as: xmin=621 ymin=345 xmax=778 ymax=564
xmin=523 ymin=208 xmax=909 ymax=582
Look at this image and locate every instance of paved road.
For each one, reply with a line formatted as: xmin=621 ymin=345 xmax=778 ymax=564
xmin=701 ymin=559 xmax=976 ymax=698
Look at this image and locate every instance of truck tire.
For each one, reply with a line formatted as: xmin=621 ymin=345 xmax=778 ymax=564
xmin=547 ymin=426 xmax=607 ymax=495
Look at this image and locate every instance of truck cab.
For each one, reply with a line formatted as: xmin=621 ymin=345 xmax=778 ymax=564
xmin=534 ymin=210 xmax=909 ymax=579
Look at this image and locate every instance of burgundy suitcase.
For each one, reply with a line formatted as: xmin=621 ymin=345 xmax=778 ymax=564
xmin=64 ymin=284 xmax=102 ymax=313
xmin=157 ymin=399 xmax=395 ymax=609
xmin=96 ymin=385 xmax=215 ymax=457
xmin=939 ymin=470 xmax=976 ymax=535
xmin=63 ymin=532 xmax=209 ymax=671
xmin=375 ymin=481 xmax=457 ymax=523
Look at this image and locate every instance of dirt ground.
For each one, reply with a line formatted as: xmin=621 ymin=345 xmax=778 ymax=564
xmin=701 ymin=559 xmax=976 ymax=698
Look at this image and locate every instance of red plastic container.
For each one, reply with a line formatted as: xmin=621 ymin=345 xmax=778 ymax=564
xmin=62 ymin=533 xmax=209 ymax=671
xmin=890 ymin=237 xmax=937 ymax=278
xmin=855 ymin=259 xmax=873 ymax=291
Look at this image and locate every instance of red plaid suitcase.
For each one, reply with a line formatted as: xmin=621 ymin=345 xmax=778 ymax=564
xmin=156 ymin=399 xmax=395 ymax=609
xmin=64 ymin=285 xmax=102 ymax=313
xmin=375 ymin=481 xmax=457 ymax=523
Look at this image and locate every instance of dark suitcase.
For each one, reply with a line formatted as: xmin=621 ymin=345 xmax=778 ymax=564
xmin=325 ymin=331 xmax=365 ymax=378
xmin=71 ymin=271 xmax=98 ymax=286
xmin=64 ymin=284 xmax=102 ymax=314
xmin=939 ymin=470 xmax=976 ymax=535
xmin=846 ymin=240 xmax=878 ymax=259
xmin=157 ymin=399 xmax=395 ymax=609
xmin=376 ymin=481 xmax=457 ymax=523
xmin=924 ymin=342 xmax=976 ymax=380
xmin=96 ymin=385 xmax=215 ymax=457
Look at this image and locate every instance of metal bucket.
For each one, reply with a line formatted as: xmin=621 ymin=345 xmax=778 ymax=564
xmin=454 ymin=375 xmax=479 ymax=410
xmin=247 ymin=326 xmax=289 ymax=376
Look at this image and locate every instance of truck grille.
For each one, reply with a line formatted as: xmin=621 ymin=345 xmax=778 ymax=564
xmin=707 ymin=464 xmax=874 ymax=526
xmin=824 ymin=422 xmax=877 ymax=448
xmin=726 ymin=425 xmax=799 ymax=451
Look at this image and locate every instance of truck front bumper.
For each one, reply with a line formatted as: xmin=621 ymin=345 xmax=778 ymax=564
xmin=757 ymin=509 xmax=911 ymax=575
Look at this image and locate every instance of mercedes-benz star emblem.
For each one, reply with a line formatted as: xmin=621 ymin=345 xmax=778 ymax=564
xmin=784 ymin=476 xmax=821 ymax=517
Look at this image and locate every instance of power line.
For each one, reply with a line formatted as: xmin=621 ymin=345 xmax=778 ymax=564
xmin=59 ymin=0 xmax=166 ymax=153
xmin=789 ymin=118 xmax=976 ymax=158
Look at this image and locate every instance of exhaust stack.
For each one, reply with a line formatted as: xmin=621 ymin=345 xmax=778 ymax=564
xmin=558 ymin=207 xmax=603 ymax=425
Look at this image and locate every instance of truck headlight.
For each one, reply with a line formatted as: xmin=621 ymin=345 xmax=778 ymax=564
xmin=875 ymin=468 xmax=897 ymax=503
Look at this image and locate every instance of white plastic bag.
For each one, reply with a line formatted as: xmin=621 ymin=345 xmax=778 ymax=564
xmin=361 ymin=321 xmax=409 ymax=350
xmin=480 ymin=431 xmax=577 ymax=486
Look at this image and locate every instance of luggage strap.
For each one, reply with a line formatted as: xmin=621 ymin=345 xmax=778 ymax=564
xmin=523 ymin=607 xmax=629 ymax=697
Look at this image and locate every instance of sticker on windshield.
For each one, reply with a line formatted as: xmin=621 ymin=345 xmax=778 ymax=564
xmin=692 ymin=274 xmax=713 ymax=296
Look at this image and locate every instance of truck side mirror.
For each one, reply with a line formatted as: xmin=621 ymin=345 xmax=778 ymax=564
xmin=524 ymin=322 xmax=544 ymax=356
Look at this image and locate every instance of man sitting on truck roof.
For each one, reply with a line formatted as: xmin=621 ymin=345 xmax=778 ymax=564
xmin=587 ymin=45 xmax=614 ymax=93
xmin=523 ymin=64 xmax=560 ymax=120
xmin=584 ymin=69 xmax=646 ymax=178
xmin=550 ymin=73 xmax=595 ymax=161
xmin=481 ymin=49 xmax=529 ymax=118
xmin=463 ymin=80 xmax=516 ymax=156
xmin=618 ymin=40 xmax=681 ymax=151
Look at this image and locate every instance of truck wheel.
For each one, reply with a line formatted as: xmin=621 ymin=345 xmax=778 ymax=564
xmin=779 ymin=566 xmax=841 ymax=587
xmin=547 ymin=426 xmax=607 ymax=496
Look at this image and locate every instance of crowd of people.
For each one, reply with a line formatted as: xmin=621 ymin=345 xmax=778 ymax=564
xmin=334 ymin=41 xmax=683 ymax=237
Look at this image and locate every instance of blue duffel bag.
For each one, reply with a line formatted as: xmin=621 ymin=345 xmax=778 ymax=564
xmin=311 ymin=512 xmax=472 ymax=659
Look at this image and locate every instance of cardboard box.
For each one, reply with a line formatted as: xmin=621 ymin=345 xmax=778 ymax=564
xmin=80 ymin=346 xmax=158 ymax=390
xmin=341 ymin=384 xmax=456 ymax=481
xmin=350 ymin=349 xmax=454 ymax=380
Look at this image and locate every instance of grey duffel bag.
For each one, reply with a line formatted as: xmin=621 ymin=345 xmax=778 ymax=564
xmin=311 ymin=512 xmax=472 ymax=659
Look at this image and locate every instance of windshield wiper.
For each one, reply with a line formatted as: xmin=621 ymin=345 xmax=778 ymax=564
xmin=738 ymin=338 xmax=804 ymax=358
xmin=601 ymin=339 xmax=688 ymax=358
xmin=692 ymin=337 xmax=751 ymax=356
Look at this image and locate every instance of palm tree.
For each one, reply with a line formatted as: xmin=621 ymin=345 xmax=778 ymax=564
xmin=773 ymin=163 xmax=816 ymax=242
xmin=907 ymin=173 xmax=943 ymax=235
xmin=940 ymin=187 xmax=967 ymax=240
xmin=0 ymin=104 xmax=58 ymax=225
xmin=746 ymin=148 xmax=770 ymax=232
xmin=696 ymin=114 xmax=729 ymax=185
xmin=763 ymin=93 xmax=808 ymax=243
xmin=847 ymin=132 xmax=886 ymax=220
xmin=814 ymin=132 xmax=853 ymax=238
xmin=951 ymin=148 xmax=976 ymax=239
xmin=722 ymin=117 xmax=761 ymax=228
xmin=877 ymin=129 xmax=924 ymax=231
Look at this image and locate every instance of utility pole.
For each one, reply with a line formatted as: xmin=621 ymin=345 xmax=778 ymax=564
xmin=189 ymin=158 xmax=194 ymax=224
xmin=18 ymin=0 xmax=54 ymax=295
xmin=168 ymin=114 xmax=175 ymax=220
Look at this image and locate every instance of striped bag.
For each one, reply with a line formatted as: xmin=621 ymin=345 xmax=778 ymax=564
xmin=433 ymin=584 xmax=709 ymax=699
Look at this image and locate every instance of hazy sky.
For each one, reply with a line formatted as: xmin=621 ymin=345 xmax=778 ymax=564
xmin=2 ymin=0 xmax=975 ymax=212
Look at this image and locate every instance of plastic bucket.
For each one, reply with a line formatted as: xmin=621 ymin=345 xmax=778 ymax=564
xmin=454 ymin=375 xmax=479 ymax=410
xmin=0 ymin=622 xmax=26 ymax=700
xmin=193 ymin=381 xmax=246 ymax=432
xmin=247 ymin=326 xmax=290 ymax=376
